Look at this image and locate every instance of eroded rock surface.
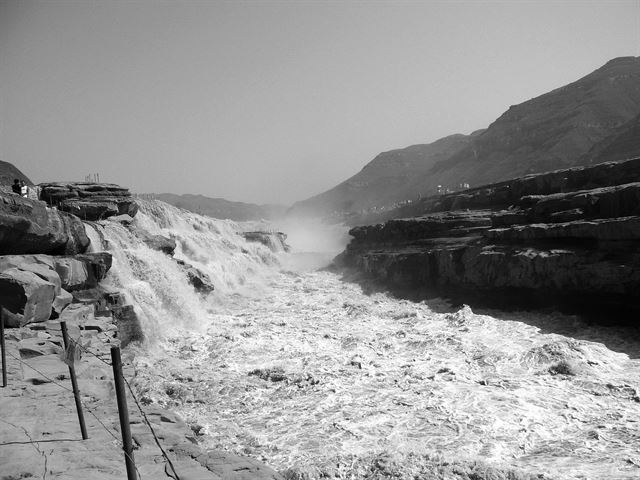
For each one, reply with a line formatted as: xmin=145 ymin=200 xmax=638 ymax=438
xmin=0 ymin=192 xmax=89 ymax=254
xmin=0 ymin=253 xmax=113 ymax=326
xmin=39 ymin=182 xmax=138 ymax=221
xmin=337 ymin=157 xmax=640 ymax=317
xmin=242 ymin=231 xmax=290 ymax=252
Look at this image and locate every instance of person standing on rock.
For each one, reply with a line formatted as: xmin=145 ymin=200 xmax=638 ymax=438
xmin=20 ymin=180 xmax=28 ymax=197
xmin=11 ymin=179 xmax=21 ymax=194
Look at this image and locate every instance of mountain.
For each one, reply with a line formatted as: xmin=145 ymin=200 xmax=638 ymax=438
xmin=0 ymin=160 xmax=33 ymax=189
xmin=153 ymin=193 xmax=286 ymax=222
xmin=289 ymin=132 xmax=480 ymax=217
xmin=290 ymin=56 xmax=640 ymax=218
xmin=580 ymin=112 xmax=640 ymax=163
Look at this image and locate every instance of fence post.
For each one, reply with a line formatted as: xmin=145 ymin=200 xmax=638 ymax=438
xmin=1 ymin=308 xmax=6 ymax=387
xmin=60 ymin=321 xmax=88 ymax=439
xmin=111 ymin=346 xmax=137 ymax=480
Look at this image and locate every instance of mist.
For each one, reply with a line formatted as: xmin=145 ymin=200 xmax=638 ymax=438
xmin=274 ymin=217 xmax=351 ymax=272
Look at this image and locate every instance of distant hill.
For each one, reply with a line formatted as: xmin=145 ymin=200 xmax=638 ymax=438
xmin=581 ymin=112 xmax=640 ymax=164
xmin=289 ymin=132 xmax=480 ymax=216
xmin=0 ymin=160 xmax=33 ymax=189
xmin=290 ymin=56 xmax=640 ymax=218
xmin=154 ymin=193 xmax=286 ymax=222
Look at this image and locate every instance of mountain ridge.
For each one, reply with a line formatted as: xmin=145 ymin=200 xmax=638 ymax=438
xmin=153 ymin=192 xmax=286 ymax=222
xmin=289 ymin=56 xmax=640 ymax=219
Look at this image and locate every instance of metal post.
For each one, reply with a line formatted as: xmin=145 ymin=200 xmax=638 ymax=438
xmin=61 ymin=321 xmax=88 ymax=439
xmin=1 ymin=308 xmax=7 ymax=387
xmin=111 ymin=346 xmax=137 ymax=480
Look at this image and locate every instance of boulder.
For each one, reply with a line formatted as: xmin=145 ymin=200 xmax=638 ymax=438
xmin=0 ymin=268 xmax=56 ymax=327
xmin=108 ymin=214 xmax=134 ymax=225
xmin=0 ymin=193 xmax=89 ymax=255
xmin=39 ymin=182 xmax=139 ymax=221
xmin=112 ymin=304 xmax=144 ymax=347
xmin=176 ymin=259 xmax=214 ymax=294
xmin=141 ymin=233 xmax=176 ymax=256
xmin=0 ymin=255 xmax=60 ymax=292
xmin=53 ymin=252 xmax=112 ymax=291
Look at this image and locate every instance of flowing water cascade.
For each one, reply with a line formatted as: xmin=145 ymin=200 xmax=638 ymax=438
xmin=87 ymin=200 xmax=281 ymax=339
xmin=87 ymin=201 xmax=640 ymax=480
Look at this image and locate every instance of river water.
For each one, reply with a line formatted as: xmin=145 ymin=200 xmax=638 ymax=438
xmin=94 ymin=200 xmax=640 ymax=480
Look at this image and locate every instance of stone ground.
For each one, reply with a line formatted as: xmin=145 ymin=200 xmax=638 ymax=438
xmin=0 ymin=304 xmax=282 ymax=480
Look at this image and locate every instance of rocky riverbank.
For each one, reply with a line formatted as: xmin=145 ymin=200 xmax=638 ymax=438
xmin=0 ymin=303 xmax=282 ymax=479
xmin=335 ymin=157 xmax=640 ymax=319
xmin=0 ymin=179 xmax=283 ymax=479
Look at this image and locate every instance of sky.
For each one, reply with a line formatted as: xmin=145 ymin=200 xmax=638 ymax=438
xmin=1 ymin=1 xmax=639 ymax=205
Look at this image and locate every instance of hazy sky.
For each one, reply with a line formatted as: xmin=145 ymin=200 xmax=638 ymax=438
xmin=1 ymin=1 xmax=639 ymax=205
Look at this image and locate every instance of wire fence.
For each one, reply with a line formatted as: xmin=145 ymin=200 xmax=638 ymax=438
xmin=73 ymin=340 xmax=180 ymax=479
xmin=2 ymin=326 xmax=185 ymax=480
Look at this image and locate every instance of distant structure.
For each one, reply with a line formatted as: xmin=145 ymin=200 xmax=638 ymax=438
xmin=84 ymin=173 xmax=100 ymax=182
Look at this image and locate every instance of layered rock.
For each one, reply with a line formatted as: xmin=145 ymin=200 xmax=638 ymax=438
xmin=0 ymin=253 xmax=112 ymax=326
xmin=39 ymin=182 xmax=138 ymax=221
xmin=0 ymin=192 xmax=89 ymax=254
xmin=336 ymin=157 xmax=640 ymax=318
xmin=242 ymin=231 xmax=291 ymax=252
xmin=0 ymin=268 xmax=56 ymax=327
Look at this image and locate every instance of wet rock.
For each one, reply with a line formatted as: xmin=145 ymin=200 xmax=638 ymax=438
xmin=248 ymin=366 xmax=287 ymax=382
xmin=0 ymin=192 xmax=89 ymax=254
xmin=39 ymin=182 xmax=138 ymax=220
xmin=176 ymin=259 xmax=215 ymax=294
xmin=242 ymin=231 xmax=291 ymax=252
xmin=108 ymin=213 xmax=134 ymax=225
xmin=112 ymin=304 xmax=144 ymax=347
xmin=141 ymin=233 xmax=176 ymax=255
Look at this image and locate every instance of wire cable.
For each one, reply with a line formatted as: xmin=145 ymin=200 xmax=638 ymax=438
xmin=5 ymin=350 xmax=143 ymax=480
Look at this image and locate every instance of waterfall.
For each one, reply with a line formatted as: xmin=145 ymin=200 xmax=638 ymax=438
xmin=87 ymin=200 xmax=281 ymax=340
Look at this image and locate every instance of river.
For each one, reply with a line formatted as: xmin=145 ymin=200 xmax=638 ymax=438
xmin=94 ymin=200 xmax=640 ymax=480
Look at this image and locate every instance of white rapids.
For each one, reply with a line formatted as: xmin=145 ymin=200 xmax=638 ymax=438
xmin=96 ymin=200 xmax=640 ymax=480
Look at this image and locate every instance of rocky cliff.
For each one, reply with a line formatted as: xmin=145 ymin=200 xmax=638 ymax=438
xmin=291 ymin=56 xmax=640 ymax=219
xmin=39 ymin=181 xmax=138 ymax=220
xmin=0 ymin=192 xmax=89 ymax=255
xmin=335 ymin=157 xmax=640 ymax=319
xmin=0 ymin=166 xmax=282 ymax=479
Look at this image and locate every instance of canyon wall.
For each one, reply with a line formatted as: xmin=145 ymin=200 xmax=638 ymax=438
xmin=336 ymin=157 xmax=640 ymax=319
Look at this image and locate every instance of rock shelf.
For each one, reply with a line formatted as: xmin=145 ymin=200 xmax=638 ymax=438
xmin=336 ymin=157 xmax=640 ymax=318
xmin=0 ymin=305 xmax=282 ymax=479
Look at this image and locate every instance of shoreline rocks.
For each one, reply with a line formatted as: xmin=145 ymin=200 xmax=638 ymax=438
xmin=336 ymin=157 xmax=640 ymax=319
xmin=0 ymin=253 xmax=113 ymax=327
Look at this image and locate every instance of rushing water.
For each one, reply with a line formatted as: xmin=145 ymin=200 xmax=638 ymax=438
xmin=93 ymin=201 xmax=640 ymax=480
